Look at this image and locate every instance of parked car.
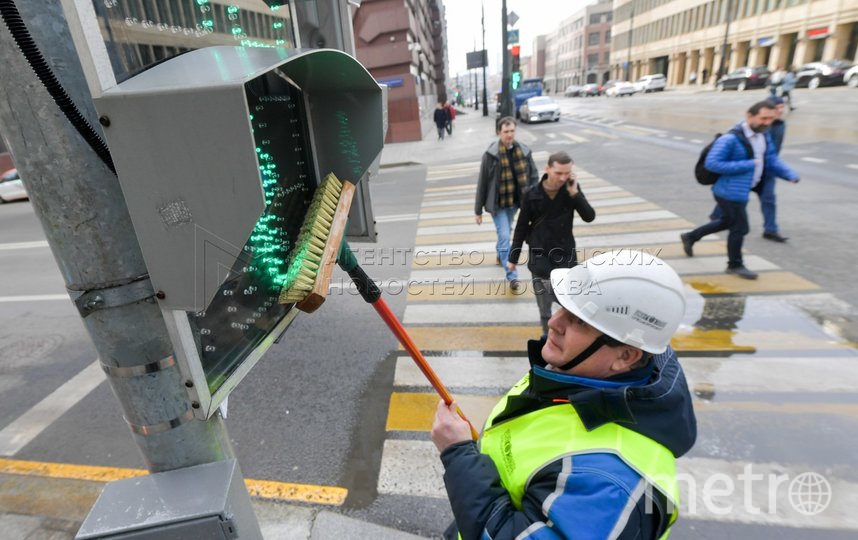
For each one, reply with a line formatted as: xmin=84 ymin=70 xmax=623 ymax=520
xmin=845 ymin=65 xmax=858 ymax=88
xmin=716 ymin=66 xmax=771 ymax=91
xmin=580 ymin=83 xmax=601 ymax=96
xmin=604 ymin=81 xmax=636 ymax=97
xmin=633 ymin=74 xmax=666 ymax=93
xmin=564 ymin=85 xmax=583 ymax=97
xmin=796 ymin=60 xmax=853 ymax=89
xmin=519 ymin=96 xmax=561 ymax=123
xmin=0 ymin=169 xmax=27 ymax=203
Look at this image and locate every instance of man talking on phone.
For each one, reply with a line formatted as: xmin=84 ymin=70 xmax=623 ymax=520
xmin=508 ymin=151 xmax=595 ymax=336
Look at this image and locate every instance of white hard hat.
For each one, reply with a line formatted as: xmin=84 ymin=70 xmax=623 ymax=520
xmin=550 ymin=250 xmax=686 ymax=354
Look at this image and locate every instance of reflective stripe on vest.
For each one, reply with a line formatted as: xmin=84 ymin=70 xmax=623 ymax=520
xmin=480 ymin=373 xmax=680 ymax=538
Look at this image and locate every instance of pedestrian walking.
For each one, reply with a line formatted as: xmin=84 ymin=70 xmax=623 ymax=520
xmin=709 ymin=96 xmax=793 ymax=242
xmin=781 ymin=66 xmax=797 ymax=111
xmin=444 ymin=101 xmax=455 ymax=136
xmin=433 ymin=102 xmax=448 ymax=140
xmin=431 ymin=249 xmax=696 ymax=540
xmin=768 ymin=66 xmax=785 ymax=97
xmin=475 ymin=117 xmax=539 ymax=290
xmin=681 ymin=100 xmax=799 ymax=279
xmin=508 ymin=151 xmax=595 ymax=336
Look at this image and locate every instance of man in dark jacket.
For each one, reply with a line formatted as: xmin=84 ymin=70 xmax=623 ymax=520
xmin=681 ymin=100 xmax=799 ymax=280
xmin=709 ymin=96 xmax=792 ymax=242
xmin=433 ymin=102 xmax=448 ymax=140
xmin=508 ymin=151 xmax=595 ymax=335
xmin=474 ymin=117 xmax=539 ymax=290
xmin=432 ymin=250 xmax=696 ymax=540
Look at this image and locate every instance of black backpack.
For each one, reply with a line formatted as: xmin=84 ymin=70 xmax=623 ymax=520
xmin=695 ymin=128 xmax=753 ymax=185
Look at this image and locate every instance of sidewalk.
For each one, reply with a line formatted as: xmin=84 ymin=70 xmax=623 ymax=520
xmin=380 ymin=108 xmax=500 ymax=169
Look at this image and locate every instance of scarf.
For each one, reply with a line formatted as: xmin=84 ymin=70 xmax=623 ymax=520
xmin=497 ymin=143 xmax=529 ymax=209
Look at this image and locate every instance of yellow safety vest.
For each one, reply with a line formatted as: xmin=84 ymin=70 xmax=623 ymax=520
xmin=478 ymin=373 xmax=680 ymax=539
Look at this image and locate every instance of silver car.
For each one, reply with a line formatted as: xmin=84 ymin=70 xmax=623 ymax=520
xmin=519 ymin=96 xmax=560 ymax=123
xmin=0 ymin=169 xmax=28 ymax=203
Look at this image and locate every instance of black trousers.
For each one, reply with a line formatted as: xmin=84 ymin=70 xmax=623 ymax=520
xmin=688 ymin=195 xmax=749 ymax=268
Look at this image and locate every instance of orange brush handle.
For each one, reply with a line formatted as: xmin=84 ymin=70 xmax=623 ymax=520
xmin=372 ymin=298 xmax=479 ymax=441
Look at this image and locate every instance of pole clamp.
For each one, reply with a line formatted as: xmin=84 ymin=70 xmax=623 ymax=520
xmin=70 ymin=274 xmax=156 ymax=318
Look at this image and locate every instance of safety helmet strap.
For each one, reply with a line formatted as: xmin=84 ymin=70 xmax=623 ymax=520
xmin=558 ymin=334 xmax=612 ymax=372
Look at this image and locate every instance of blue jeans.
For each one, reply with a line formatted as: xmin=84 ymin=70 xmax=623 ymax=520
xmin=691 ymin=196 xmax=749 ymax=268
xmin=710 ymin=176 xmax=777 ymax=234
xmin=492 ymin=206 xmax=518 ymax=282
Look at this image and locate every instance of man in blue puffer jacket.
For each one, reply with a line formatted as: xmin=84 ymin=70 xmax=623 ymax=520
xmin=681 ymin=100 xmax=799 ymax=279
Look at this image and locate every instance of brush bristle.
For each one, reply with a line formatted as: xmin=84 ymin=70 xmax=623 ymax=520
xmin=279 ymin=173 xmax=343 ymax=303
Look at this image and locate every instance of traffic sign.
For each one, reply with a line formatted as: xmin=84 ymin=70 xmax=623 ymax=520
xmin=508 ymin=29 xmax=520 ymax=45
xmin=508 ymin=10 xmax=519 ymax=27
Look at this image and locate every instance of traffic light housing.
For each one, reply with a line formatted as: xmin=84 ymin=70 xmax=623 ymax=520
xmin=510 ymin=45 xmax=522 ymax=90
xmin=511 ymin=44 xmax=521 ymax=73
xmin=94 ymin=46 xmax=383 ymax=418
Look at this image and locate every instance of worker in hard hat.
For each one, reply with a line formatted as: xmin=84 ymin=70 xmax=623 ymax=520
xmin=431 ymin=250 xmax=696 ymax=540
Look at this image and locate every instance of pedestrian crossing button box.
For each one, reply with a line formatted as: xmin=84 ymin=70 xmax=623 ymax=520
xmin=94 ymin=46 xmax=383 ymax=418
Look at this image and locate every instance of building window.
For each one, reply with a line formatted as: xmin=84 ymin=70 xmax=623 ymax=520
xmin=604 ymin=51 xmax=610 ymax=64
xmin=589 ymin=13 xmax=602 ymax=24
xmin=587 ymin=53 xmax=598 ymax=66
xmin=588 ymin=32 xmax=600 ymax=46
xmin=605 ymin=29 xmax=611 ymax=42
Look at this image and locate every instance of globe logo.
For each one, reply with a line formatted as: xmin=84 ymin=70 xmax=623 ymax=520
xmin=788 ymin=472 xmax=832 ymax=516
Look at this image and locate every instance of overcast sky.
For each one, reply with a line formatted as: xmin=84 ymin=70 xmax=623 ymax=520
xmin=443 ymin=0 xmax=594 ymax=78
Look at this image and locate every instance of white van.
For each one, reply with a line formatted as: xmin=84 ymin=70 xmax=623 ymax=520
xmin=634 ymin=74 xmax=666 ymax=93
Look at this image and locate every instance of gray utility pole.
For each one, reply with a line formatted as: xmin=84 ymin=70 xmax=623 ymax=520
xmin=718 ymin=0 xmax=735 ymax=80
xmin=481 ymin=1 xmax=489 ymax=117
xmin=500 ymin=0 xmax=511 ymax=119
xmin=0 ymin=2 xmax=235 ymax=472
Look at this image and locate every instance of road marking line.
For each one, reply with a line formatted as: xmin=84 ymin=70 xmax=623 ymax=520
xmin=0 ymin=361 xmax=105 ymax=456
xmin=801 ymin=157 xmax=827 ymax=163
xmin=561 ymin=132 xmax=588 ymax=143
xmin=691 ymin=139 xmax=704 ymax=144
xmin=847 ymin=164 xmax=858 ymax=170
xmin=394 ymin=355 xmax=526 ymax=389
xmin=579 ymin=128 xmax=618 ymax=140
xmin=0 ymin=294 xmax=68 ymax=303
xmin=673 ymin=136 xmax=685 ymax=140
xmin=0 ymin=458 xmax=348 ymax=505
xmin=0 ymin=240 xmax=49 ymax=251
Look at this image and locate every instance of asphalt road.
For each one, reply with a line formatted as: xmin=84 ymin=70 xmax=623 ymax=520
xmin=1 ymin=86 xmax=857 ymax=538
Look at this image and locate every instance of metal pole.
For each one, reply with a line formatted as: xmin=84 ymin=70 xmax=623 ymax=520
xmin=500 ymin=0 xmax=511 ymax=118
xmin=718 ymin=0 xmax=734 ymax=81
xmin=0 ymin=0 xmax=234 ymax=473
xmin=481 ymin=1 xmax=488 ymax=116
xmin=626 ymin=7 xmax=635 ymax=81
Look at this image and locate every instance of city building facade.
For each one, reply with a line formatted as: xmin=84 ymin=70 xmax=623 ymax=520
xmin=610 ymin=0 xmax=858 ymax=86
xmin=544 ymin=0 xmax=614 ymax=94
xmin=354 ymin=0 xmax=447 ymax=142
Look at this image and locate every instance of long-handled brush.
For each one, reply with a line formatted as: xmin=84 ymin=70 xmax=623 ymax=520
xmin=279 ymin=173 xmax=479 ymax=441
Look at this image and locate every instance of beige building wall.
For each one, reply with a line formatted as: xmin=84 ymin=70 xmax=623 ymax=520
xmin=611 ymin=0 xmax=858 ymax=86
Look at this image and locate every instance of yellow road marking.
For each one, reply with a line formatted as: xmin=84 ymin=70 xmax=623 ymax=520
xmin=407 ymin=280 xmax=534 ymax=301
xmin=399 ymin=326 xmax=853 ymax=353
xmin=580 ymin=128 xmax=619 ymax=140
xmin=685 ymin=271 xmax=819 ymax=294
xmin=386 ymin=393 xmax=497 ymax=432
xmin=576 ymin=218 xmax=694 ymax=236
xmin=580 ymin=241 xmax=727 ymax=260
xmin=584 ymin=190 xmax=634 ymax=201
xmin=386 ymin=392 xmax=858 ymax=433
xmin=562 ymin=132 xmax=588 ymax=143
xmin=0 ymin=458 xmax=347 ymax=506
xmin=420 ymin=204 xmax=472 ymax=214
xmin=416 ymin=202 xmax=664 ymax=228
xmin=414 ymin=218 xmax=692 ymax=246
